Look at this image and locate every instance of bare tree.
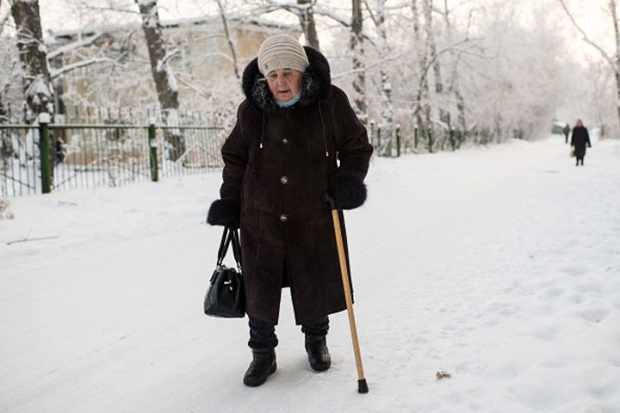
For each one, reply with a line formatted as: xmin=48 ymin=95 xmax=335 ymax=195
xmin=351 ymin=0 xmax=367 ymax=122
xmin=216 ymin=0 xmax=240 ymax=80
xmin=135 ymin=0 xmax=185 ymax=162
xmin=247 ymin=0 xmax=320 ymax=50
xmin=0 ymin=31 xmax=18 ymax=123
xmin=369 ymin=1 xmax=392 ymax=121
xmin=423 ymin=0 xmax=442 ymax=95
xmin=440 ymin=0 xmax=470 ymax=139
xmin=427 ymin=0 xmax=474 ymax=148
xmin=10 ymin=0 xmax=54 ymax=123
xmin=364 ymin=0 xmax=394 ymax=154
xmin=0 ymin=56 xmax=17 ymax=123
xmin=298 ymin=0 xmax=320 ymax=50
xmin=422 ymin=0 xmax=452 ymax=150
xmin=558 ymin=0 xmax=620 ymax=131
xmin=411 ymin=0 xmax=432 ymax=149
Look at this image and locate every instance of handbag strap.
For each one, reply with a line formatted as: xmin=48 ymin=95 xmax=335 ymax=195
xmin=230 ymin=227 xmax=242 ymax=269
xmin=216 ymin=226 xmax=242 ymax=271
xmin=216 ymin=227 xmax=230 ymax=265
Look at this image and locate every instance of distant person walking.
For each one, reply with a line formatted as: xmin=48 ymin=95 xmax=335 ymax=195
xmin=570 ymin=119 xmax=591 ymax=166
xmin=563 ymin=123 xmax=570 ymax=144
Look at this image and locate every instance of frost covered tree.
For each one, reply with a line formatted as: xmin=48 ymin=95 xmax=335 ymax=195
xmin=297 ymin=0 xmax=320 ymax=50
xmin=464 ymin=1 xmax=563 ymax=143
xmin=136 ymin=0 xmax=185 ymax=162
xmin=373 ymin=0 xmax=393 ymax=130
xmin=423 ymin=0 xmax=448 ymax=149
xmin=245 ymin=0 xmax=320 ymax=50
xmin=9 ymin=0 xmax=54 ymax=123
xmin=0 ymin=33 xmax=19 ymax=123
xmin=0 ymin=3 xmax=15 ymax=123
xmin=216 ymin=0 xmax=240 ymax=80
xmin=439 ymin=0 xmax=470 ymax=140
xmin=350 ymin=0 xmax=366 ymax=121
xmin=9 ymin=0 xmax=604 ymax=153
xmin=559 ymin=0 xmax=620 ymax=134
xmin=411 ymin=0 xmax=431 ymax=147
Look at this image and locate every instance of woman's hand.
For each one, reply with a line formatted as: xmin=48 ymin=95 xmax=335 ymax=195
xmin=207 ymin=198 xmax=241 ymax=228
xmin=327 ymin=171 xmax=367 ymax=210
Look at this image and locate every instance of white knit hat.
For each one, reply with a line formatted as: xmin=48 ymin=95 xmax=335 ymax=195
xmin=257 ymin=34 xmax=310 ymax=76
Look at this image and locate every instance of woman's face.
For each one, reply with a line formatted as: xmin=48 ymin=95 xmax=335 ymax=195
xmin=266 ymin=69 xmax=303 ymax=102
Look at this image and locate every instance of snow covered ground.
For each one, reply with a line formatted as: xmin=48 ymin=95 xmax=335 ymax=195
xmin=1 ymin=133 xmax=619 ymax=413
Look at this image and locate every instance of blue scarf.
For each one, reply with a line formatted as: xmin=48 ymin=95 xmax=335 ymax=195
xmin=276 ymin=92 xmax=301 ymax=108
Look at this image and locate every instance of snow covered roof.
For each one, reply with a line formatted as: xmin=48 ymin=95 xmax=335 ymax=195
xmin=46 ymin=14 xmax=298 ymax=44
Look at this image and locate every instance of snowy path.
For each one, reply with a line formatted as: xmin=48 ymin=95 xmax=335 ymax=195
xmin=1 ymin=135 xmax=619 ymax=412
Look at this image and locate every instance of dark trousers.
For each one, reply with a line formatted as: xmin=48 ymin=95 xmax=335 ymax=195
xmin=248 ymin=316 xmax=330 ymax=350
xmin=576 ymin=156 xmax=584 ymax=165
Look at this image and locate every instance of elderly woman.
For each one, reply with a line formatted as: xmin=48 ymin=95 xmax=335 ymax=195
xmin=570 ymin=118 xmax=591 ymax=166
xmin=207 ymin=34 xmax=373 ymax=387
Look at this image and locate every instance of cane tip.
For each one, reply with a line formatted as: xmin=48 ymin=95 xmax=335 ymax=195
xmin=358 ymin=379 xmax=369 ymax=393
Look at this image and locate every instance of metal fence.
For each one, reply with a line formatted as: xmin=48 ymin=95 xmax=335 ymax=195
xmin=1 ymin=121 xmax=224 ymax=197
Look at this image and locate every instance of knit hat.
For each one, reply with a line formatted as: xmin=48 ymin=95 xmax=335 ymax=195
xmin=257 ymin=34 xmax=310 ymax=76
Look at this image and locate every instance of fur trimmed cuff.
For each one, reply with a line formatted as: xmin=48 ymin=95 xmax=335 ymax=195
xmin=328 ymin=171 xmax=367 ymax=210
xmin=206 ymin=198 xmax=241 ymax=227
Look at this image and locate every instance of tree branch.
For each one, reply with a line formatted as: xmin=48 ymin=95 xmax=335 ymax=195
xmin=217 ymin=0 xmax=240 ymax=79
xmin=557 ymin=0 xmax=617 ymax=71
xmin=47 ymin=32 xmax=105 ymax=60
xmin=50 ymin=57 xmax=118 ymax=79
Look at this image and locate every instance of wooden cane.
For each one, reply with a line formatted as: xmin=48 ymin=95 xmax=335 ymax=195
xmin=327 ymin=198 xmax=369 ymax=394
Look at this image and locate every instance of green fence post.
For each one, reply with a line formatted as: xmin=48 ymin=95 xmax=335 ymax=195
xmin=148 ymin=122 xmax=158 ymax=182
xmin=427 ymin=129 xmax=434 ymax=153
xmin=38 ymin=112 xmax=52 ymax=194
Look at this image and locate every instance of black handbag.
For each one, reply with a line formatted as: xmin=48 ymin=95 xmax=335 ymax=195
xmin=204 ymin=226 xmax=245 ymax=318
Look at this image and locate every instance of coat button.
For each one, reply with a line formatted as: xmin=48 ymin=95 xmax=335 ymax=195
xmin=280 ymin=176 xmax=288 ymax=184
xmin=280 ymin=214 xmax=288 ymax=222
xmin=282 ymin=138 xmax=289 ymax=144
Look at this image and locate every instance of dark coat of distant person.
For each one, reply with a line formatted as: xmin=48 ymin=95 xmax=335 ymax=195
xmin=571 ymin=120 xmax=591 ymax=159
xmin=563 ymin=123 xmax=570 ymax=143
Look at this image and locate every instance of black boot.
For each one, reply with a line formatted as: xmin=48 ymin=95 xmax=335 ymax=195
xmin=243 ymin=348 xmax=277 ymax=387
xmin=305 ymin=335 xmax=331 ymax=372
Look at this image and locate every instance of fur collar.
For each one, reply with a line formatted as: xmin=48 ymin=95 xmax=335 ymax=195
xmin=241 ymin=46 xmax=331 ymax=111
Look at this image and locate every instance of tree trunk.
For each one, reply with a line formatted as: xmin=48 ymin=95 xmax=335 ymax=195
xmin=10 ymin=0 xmax=54 ymax=123
xmin=297 ymin=0 xmax=320 ymax=50
xmin=442 ymin=0 xmax=468 ymax=147
xmin=217 ymin=0 xmax=240 ymax=79
xmin=136 ymin=0 xmax=185 ymax=162
xmin=612 ymin=0 xmax=620 ymax=125
xmin=423 ymin=0 xmax=442 ymax=95
xmin=376 ymin=0 xmax=392 ymax=125
xmin=412 ymin=0 xmax=432 ymax=150
xmin=374 ymin=0 xmax=394 ymax=155
xmin=11 ymin=0 xmax=57 ymax=183
xmin=0 ymin=86 xmax=8 ymax=123
xmin=351 ymin=0 xmax=367 ymax=123
xmin=422 ymin=0 xmax=450 ymax=150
